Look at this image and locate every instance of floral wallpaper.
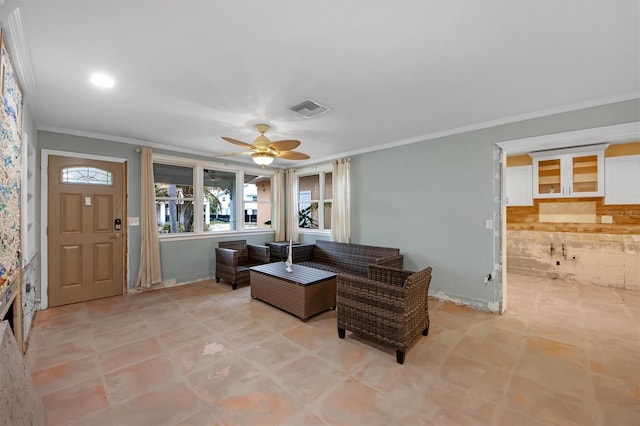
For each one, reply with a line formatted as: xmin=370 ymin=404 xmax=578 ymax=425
xmin=0 ymin=30 xmax=23 ymax=278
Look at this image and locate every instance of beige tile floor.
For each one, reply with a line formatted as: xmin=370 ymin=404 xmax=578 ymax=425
xmin=25 ymin=274 xmax=640 ymax=425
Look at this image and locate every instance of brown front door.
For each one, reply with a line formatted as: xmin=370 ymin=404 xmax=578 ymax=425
xmin=48 ymin=155 xmax=125 ymax=307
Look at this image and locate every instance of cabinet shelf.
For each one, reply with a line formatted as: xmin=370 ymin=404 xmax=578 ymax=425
xmin=538 ymin=164 xmax=560 ymax=171
xmin=573 ymin=173 xmax=598 ymax=183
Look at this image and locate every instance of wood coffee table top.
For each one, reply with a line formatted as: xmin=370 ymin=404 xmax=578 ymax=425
xmin=250 ymin=262 xmax=336 ymax=286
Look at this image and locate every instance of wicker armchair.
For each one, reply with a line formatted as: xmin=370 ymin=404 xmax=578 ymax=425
xmin=337 ymin=264 xmax=433 ymax=364
xmin=215 ymin=240 xmax=270 ymax=290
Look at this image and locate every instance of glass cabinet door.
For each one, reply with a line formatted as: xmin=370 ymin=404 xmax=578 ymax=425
xmin=537 ymin=158 xmax=561 ymax=195
xmin=571 ymin=154 xmax=599 ymax=194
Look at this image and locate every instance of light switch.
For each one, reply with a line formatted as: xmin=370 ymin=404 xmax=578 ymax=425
xmin=601 ymin=215 xmax=613 ymax=224
xmin=84 ymin=196 xmax=91 ymax=206
xmin=128 ymin=217 xmax=140 ymax=226
xmin=485 ymin=219 xmax=493 ymax=229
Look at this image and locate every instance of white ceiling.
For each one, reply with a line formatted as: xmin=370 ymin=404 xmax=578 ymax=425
xmin=6 ymin=0 xmax=640 ymax=167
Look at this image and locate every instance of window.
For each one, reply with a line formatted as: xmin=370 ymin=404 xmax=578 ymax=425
xmin=154 ymin=163 xmax=195 ymax=234
xmin=152 ymin=155 xmax=275 ymax=236
xmin=61 ymin=166 xmax=112 ymax=185
xmin=203 ymin=168 xmax=236 ymax=232
xmin=298 ymin=171 xmax=332 ymax=230
xmin=244 ymin=174 xmax=272 ymax=230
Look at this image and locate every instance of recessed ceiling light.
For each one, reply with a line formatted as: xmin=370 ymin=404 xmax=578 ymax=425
xmin=90 ymin=73 xmax=114 ymax=88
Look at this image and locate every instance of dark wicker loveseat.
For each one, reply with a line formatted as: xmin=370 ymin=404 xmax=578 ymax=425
xmin=215 ymin=240 xmax=270 ymax=290
xmin=291 ymin=240 xmax=404 ymax=277
xmin=337 ymin=264 xmax=433 ymax=364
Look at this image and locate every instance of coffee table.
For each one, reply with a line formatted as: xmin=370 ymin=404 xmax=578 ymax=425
xmin=249 ymin=262 xmax=337 ymax=321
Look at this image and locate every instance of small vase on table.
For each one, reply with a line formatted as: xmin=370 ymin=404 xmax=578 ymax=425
xmin=285 ymin=240 xmax=293 ymax=272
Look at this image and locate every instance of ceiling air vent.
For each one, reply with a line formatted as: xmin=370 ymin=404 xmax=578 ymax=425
xmin=289 ymin=99 xmax=330 ymax=118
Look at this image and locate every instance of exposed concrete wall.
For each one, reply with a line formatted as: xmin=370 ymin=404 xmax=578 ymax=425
xmin=508 ymin=230 xmax=639 ymax=290
xmin=0 ymin=322 xmax=45 ymax=425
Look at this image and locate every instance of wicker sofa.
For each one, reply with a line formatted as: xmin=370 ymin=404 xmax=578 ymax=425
xmin=291 ymin=240 xmax=404 ymax=276
xmin=337 ymin=264 xmax=433 ymax=364
xmin=215 ymin=240 xmax=270 ymax=290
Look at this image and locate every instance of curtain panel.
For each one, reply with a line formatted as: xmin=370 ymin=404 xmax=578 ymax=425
xmin=273 ymin=169 xmax=286 ymax=241
xmin=136 ymin=147 xmax=162 ymax=289
xmin=331 ymin=158 xmax=351 ymax=242
xmin=285 ymin=168 xmax=299 ymax=242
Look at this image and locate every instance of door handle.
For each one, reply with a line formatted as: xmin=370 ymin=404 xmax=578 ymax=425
xmin=110 ymin=233 xmax=121 ymax=239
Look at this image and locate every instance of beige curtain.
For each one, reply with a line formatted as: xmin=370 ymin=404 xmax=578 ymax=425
xmin=331 ymin=158 xmax=351 ymax=242
xmin=273 ymin=169 xmax=286 ymax=241
xmin=136 ymin=147 xmax=162 ymax=289
xmin=286 ymin=168 xmax=299 ymax=242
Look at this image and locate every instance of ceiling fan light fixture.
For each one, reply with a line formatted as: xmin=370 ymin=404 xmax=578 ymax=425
xmin=252 ymin=152 xmax=275 ymax=167
xmin=221 ymin=124 xmax=309 ymax=165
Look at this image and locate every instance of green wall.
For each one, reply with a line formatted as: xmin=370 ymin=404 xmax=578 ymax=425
xmin=349 ymin=99 xmax=639 ymax=310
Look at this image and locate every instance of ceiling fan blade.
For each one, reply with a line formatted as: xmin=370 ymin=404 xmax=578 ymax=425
xmin=215 ymin=151 xmax=253 ymax=157
xmin=221 ymin=137 xmax=255 ymax=149
xmin=269 ymin=139 xmax=301 ymax=151
xmin=278 ymin=150 xmax=310 ymax=160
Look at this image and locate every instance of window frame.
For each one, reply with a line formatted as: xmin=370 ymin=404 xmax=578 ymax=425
xmin=153 ymin=153 xmax=276 ymax=240
xmin=153 ymin=161 xmax=196 ymax=235
xmin=296 ymin=164 xmax=333 ymax=235
xmin=241 ymin=174 xmax=272 ymax=231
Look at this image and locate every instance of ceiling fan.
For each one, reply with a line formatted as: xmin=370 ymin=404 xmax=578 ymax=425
xmin=219 ymin=124 xmax=310 ymax=167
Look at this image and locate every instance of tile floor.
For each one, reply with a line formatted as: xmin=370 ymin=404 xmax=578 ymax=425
xmin=24 ymin=274 xmax=639 ymax=425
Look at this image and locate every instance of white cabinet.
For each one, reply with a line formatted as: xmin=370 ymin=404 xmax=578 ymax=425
xmin=506 ymin=165 xmax=533 ymax=206
xmin=605 ymin=155 xmax=640 ymax=205
xmin=531 ymin=144 xmax=607 ymax=198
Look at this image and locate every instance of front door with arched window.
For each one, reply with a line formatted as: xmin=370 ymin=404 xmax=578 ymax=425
xmin=47 ymin=155 xmax=125 ymax=306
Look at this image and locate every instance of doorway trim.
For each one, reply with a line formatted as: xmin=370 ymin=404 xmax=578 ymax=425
xmin=40 ymin=149 xmax=128 ymax=309
xmin=495 ymin=121 xmax=639 ymax=313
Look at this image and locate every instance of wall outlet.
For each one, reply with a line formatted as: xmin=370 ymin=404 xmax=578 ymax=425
xmin=601 ymin=215 xmax=613 ymax=224
xmin=163 ymin=279 xmax=176 ymax=286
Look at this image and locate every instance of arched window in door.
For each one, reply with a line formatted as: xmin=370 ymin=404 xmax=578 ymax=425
xmin=61 ymin=167 xmax=113 ymax=185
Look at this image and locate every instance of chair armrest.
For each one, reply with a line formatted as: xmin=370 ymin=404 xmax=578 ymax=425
xmin=215 ymin=247 xmax=239 ymax=267
xmin=247 ymin=244 xmax=270 ymax=263
xmin=290 ymin=244 xmax=314 ymax=263
xmin=404 ymin=267 xmax=432 ymax=300
xmin=368 ymin=265 xmax=413 ymax=287
xmin=338 ymin=273 xmax=408 ymax=302
xmin=374 ymin=254 xmax=404 ymax=269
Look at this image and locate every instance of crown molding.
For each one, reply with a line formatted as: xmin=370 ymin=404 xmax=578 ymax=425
xmin=37 ymin=125 xmax=291 ymax=169
xmin=497 ymin=122 xmax=640 ymax=155
xmin=304 ymin=92 xmax=640 ymax=166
